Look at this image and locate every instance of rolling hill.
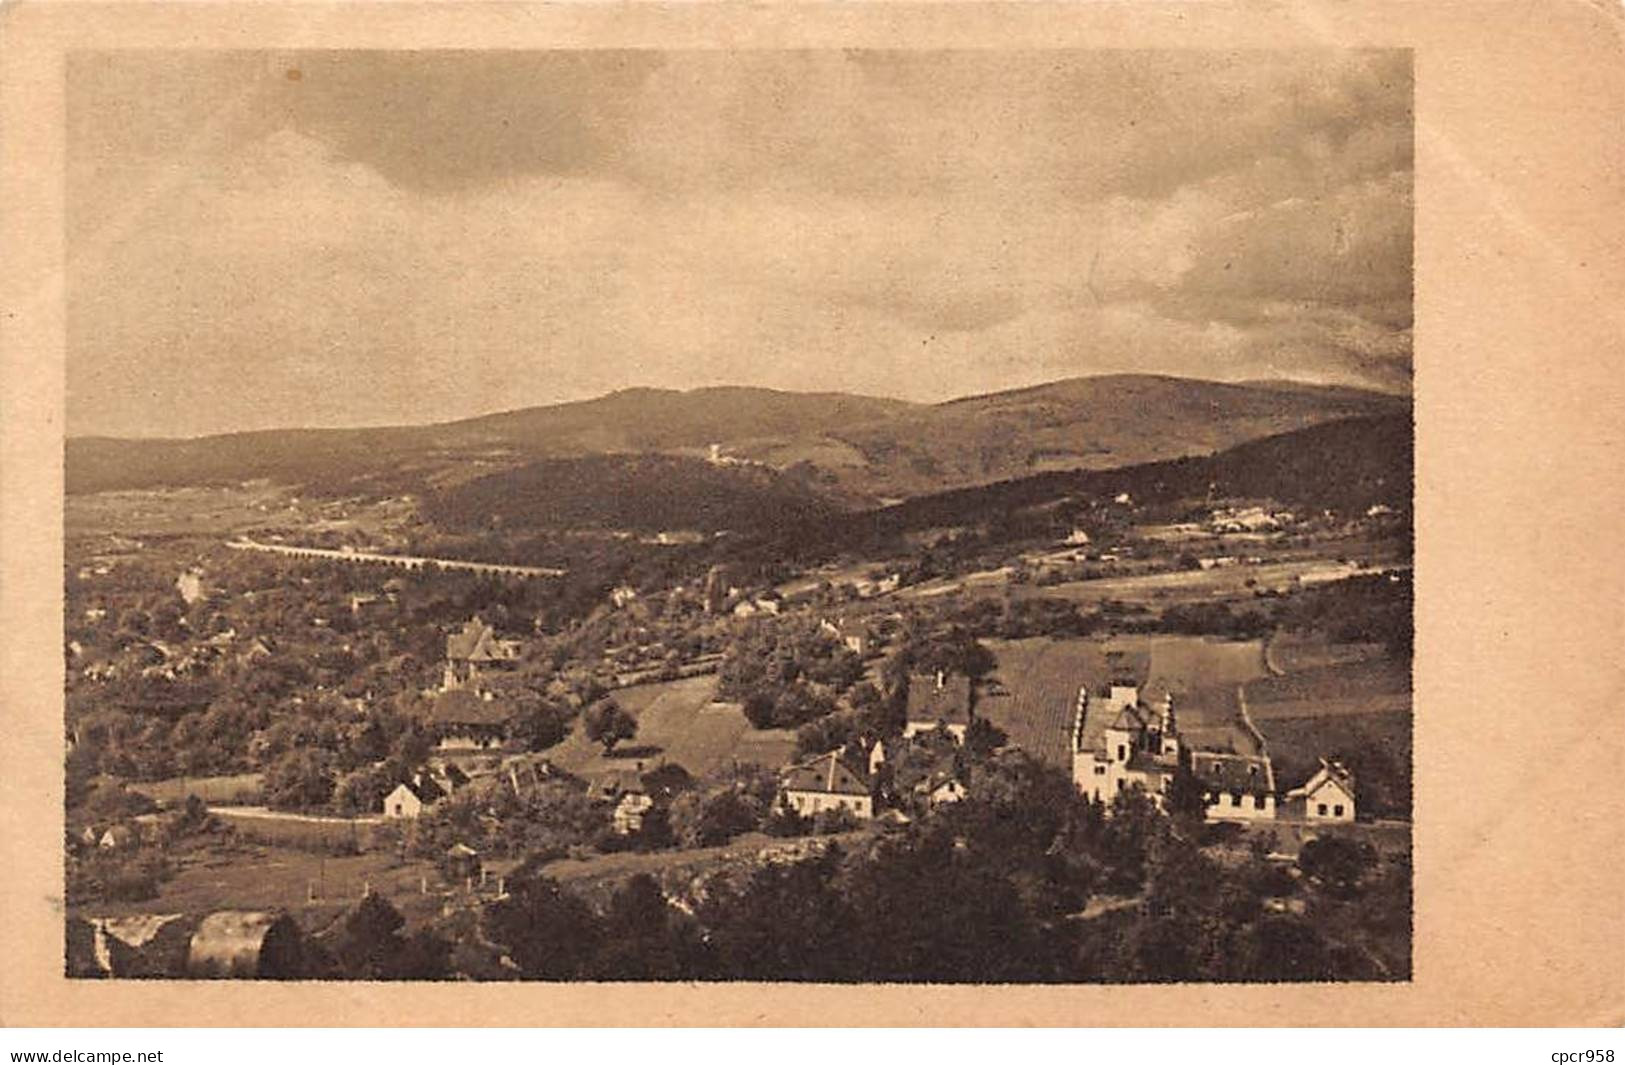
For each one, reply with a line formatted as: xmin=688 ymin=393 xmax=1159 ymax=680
xmin=65 ymin=375 xmax=1408 ymax=516
xmin=818 ymin=412 xmax=1414 ymax=546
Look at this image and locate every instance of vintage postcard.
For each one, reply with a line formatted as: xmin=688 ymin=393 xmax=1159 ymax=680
xmin=1 ymin=0 xmax=1620 ymax=1027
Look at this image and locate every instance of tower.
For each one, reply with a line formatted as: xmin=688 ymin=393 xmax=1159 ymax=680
xmin=1158 ymin=693 xmax=1180 ymax=760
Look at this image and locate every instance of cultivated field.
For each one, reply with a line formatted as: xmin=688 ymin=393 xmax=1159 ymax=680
xmin=1234 ymin=648 xmax=1413 ymax=818
xmin=549 ymin=674 xmax=799 ymax=783
xmin=1011 ymin=557 xmax=1409 ymax=607
xmin=1243 ymin=658 xmax=1411 ymax=720
xmin=980 ymin=635 xmax=1265 ymax=768
xmin=1259 ymin=710 xmax=1412 ymax=820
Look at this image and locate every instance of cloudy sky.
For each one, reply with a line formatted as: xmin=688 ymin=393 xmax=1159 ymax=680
xmin=67 ymin=49 xmax=1412 ymax=438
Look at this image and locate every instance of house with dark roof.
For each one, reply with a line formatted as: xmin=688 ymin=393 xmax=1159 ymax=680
xmin=903 ymin=671 xmax=973 ymax=743
xmin=383 ymin=769 xmax=454 ymax=819
xmin=428 ymin=689 xmax=517 ymax=752
xmin=779 ymin=750 xmax=873 ymax=820
xmin=442 ymin=616 xmax=523 ymax=691
xmin=1192 ymin=750 xmax=1276 ymax=821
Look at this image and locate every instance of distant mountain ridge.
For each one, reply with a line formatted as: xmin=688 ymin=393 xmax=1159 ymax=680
xmin=66 ymin=374 xmax=1408 ymax=505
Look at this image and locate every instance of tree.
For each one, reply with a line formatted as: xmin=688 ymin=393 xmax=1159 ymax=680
xmin=1298 ymin=835 xmax=1378 ymax=898
xmin=263 ymin=749 xmax=335 ymax=811
xmin=512 ymin=704 xmax=567 ymax=752
xmin=483 ymin=875 xmax=602 ymax=980
xmin=589 ymin=874 xmax=689 ymax=979
xmin=582 ymin=699 xmax=637 ymax=753
xmin=964 ymin=717 xmax=1008 ymax=760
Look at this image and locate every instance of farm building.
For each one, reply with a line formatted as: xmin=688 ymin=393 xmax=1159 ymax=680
xmin=1283 ymin=759 xmax=1356 ymax=821
xmin=1192 ymin=750 xmax=1277 ymax=822
xmin=904 ymin=672 xmax=973 ymax=742
xmin=779 ymin=751 xmax=873 ymax=820
xmin=915 ymin=773 xmax=968 ymax=809
xmin=443 ymin=843 xmax=482 ymax=882
xmin=186 ymin=911 xmax=313 ymax=979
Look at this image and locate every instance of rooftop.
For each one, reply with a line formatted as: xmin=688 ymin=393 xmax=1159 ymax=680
xmin=906 ymin=672 xmax=972 ymax=726
xmin=781 ymin=750 xmax=870 ymax=798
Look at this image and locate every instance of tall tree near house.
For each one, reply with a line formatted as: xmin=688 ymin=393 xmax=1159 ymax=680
xmin=583 ymin=698 xmax=637 ymax=753
xmin=263 ymin=749 xmax=336 ymax=811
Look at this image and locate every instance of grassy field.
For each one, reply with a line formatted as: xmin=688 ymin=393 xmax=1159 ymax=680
xmin=539 ymin=829 xmax=866 ymax=906
xmin=77 ymin=839 xmax=446 ymax=926
xmin=210 ymin=807 xmax=389 ymax=851
xmin=549 ymin=674 xmax=799 ymax=783
xmin=130 ymin=772 xmax=263 ymax=807
xmin=1266 ymin=633 xmax=1389 ymax=673
xmin=980 ymin=635 xmax=1265 ymax=768
xmin=1011 ymin=557 xmax=1408 ymax=607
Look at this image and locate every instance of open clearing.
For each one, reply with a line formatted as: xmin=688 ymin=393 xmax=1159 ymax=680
xmin=980 ymin=635 xmax=1266 ymax=768
xmin=130 ymin=772 xmax=263 ymax=807
xmin=549 ymin=674 xmax=799 ymax=783
xmin=79 ymin=840 xmax=448 ymax=927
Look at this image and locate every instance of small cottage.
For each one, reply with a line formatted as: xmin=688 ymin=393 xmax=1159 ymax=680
xmin=1284 ymin=759 xmax=1356 ymax=822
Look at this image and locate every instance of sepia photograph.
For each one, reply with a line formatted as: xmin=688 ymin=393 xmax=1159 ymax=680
xmin=58 ymin=46 xmax=1418 ymax=984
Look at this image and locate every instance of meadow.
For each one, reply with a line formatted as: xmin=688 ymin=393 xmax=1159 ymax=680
xmin=549 ymin=673 xmax=799 ymax=783
xmin=129 ymin=771 xmax=263 ymax=807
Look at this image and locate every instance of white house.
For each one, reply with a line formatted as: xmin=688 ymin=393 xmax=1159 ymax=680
xmin=612 ymin=791 xmax=655 ymax=835
xmin=917 ymin=774 xmax=968 ymax=809
xmin=382 ymin=767 xmax=466 ymax=819
xmin=779 ymin=751 xmax=873 ymax=820
xmin=1284 ymin=759 xmax=1356 ymax=822
xmin=1071 ymin=683 xmax=1182 ymax=809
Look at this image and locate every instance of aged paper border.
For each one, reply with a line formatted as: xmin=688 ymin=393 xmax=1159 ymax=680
xmin=3 ymin=0 xmax=1623 ymax=1027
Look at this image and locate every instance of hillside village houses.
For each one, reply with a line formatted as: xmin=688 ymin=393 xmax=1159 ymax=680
xmin=428 ymin=689 xmax=517 ymax=752
xmin=1072 ymin=682 xmax=1183 ymax=807
xmin=425 ymin=616 xmax=527 ymax=752
xmin=1192 ymin=749 xmax=1277 ymax=821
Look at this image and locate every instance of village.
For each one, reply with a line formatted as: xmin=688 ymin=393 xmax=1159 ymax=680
xmin=63 ymin=476 xmax=1412 ymax=981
